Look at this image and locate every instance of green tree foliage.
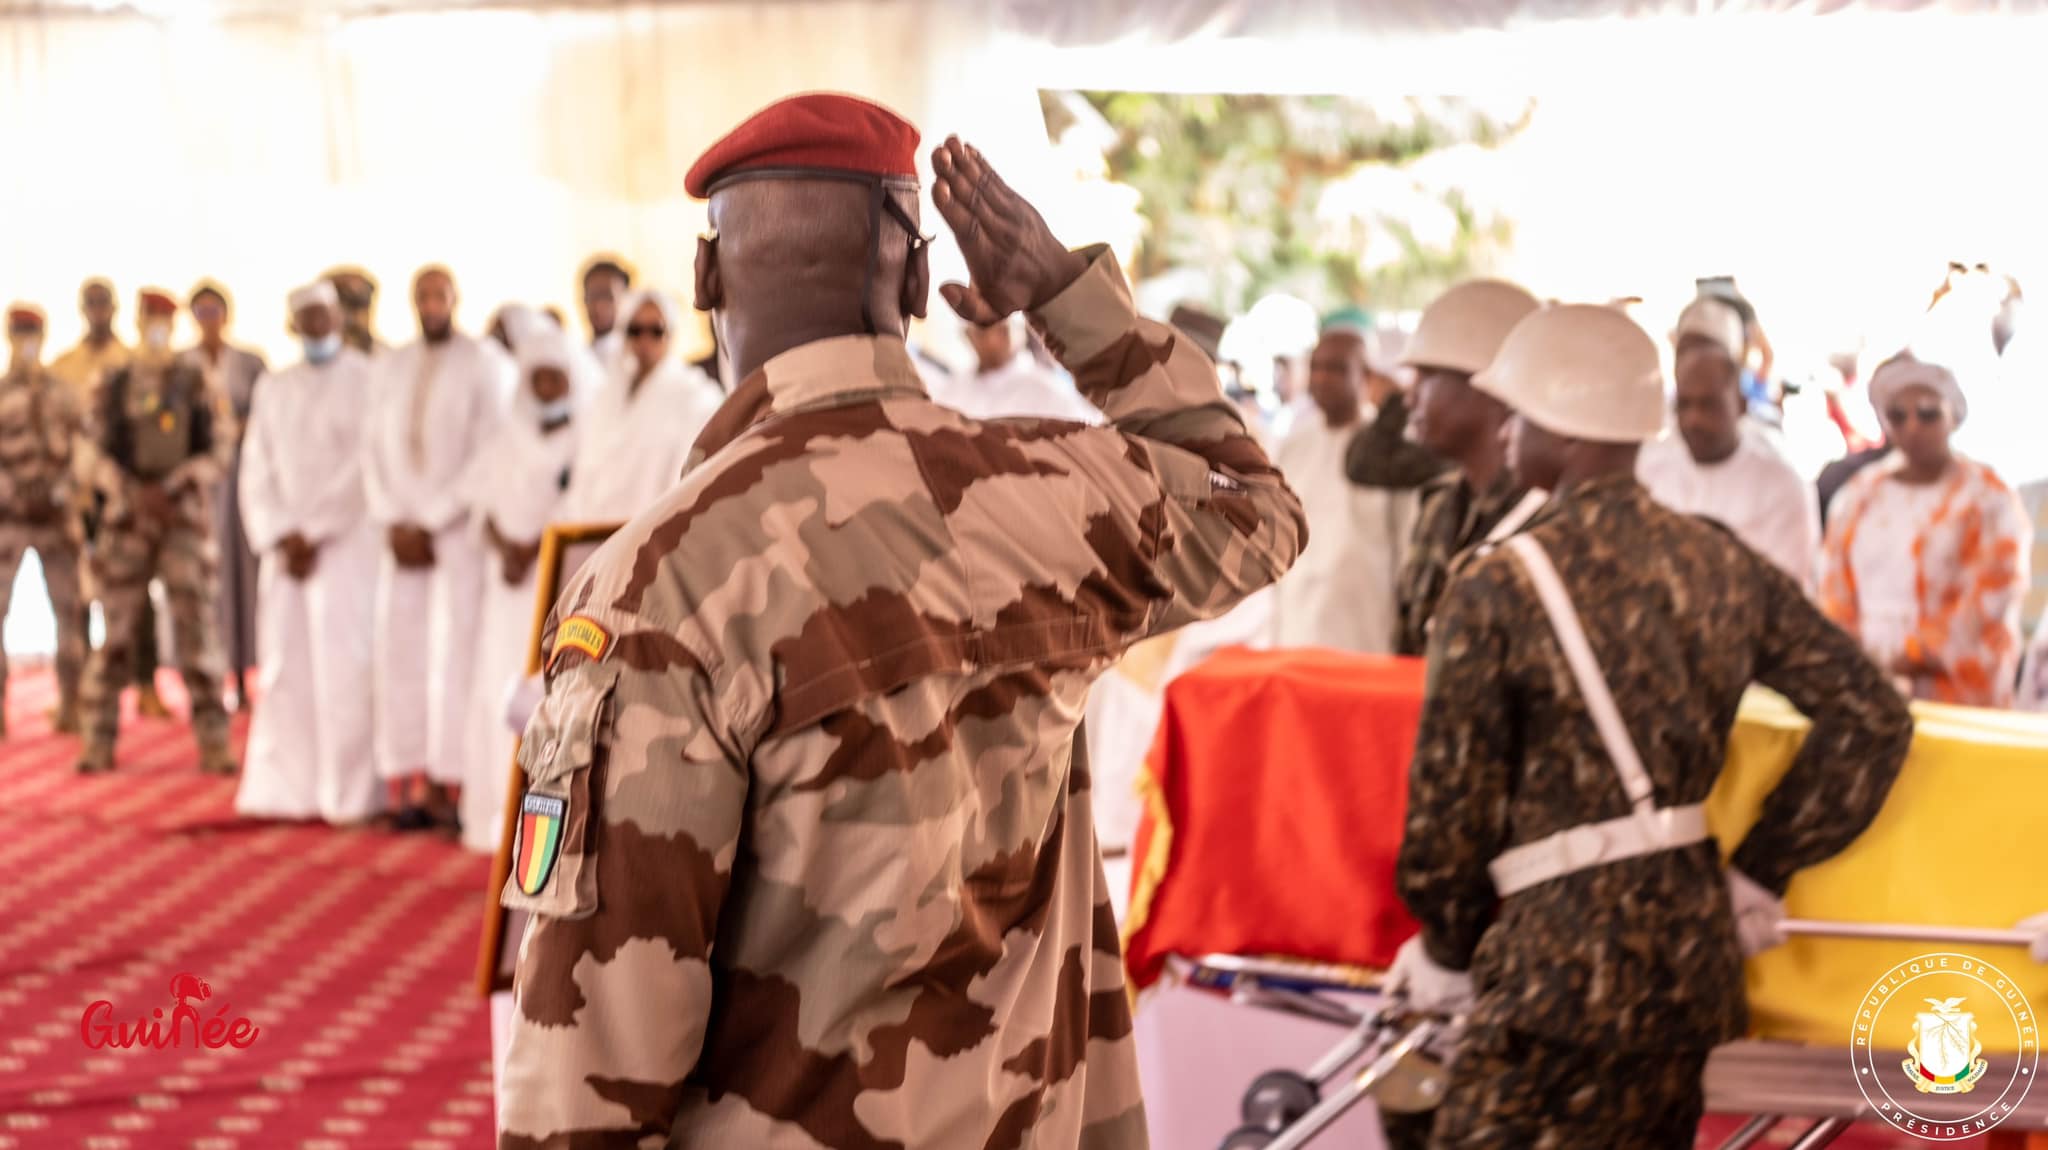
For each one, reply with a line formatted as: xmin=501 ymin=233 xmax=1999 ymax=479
xmin=1043 ymin=92 xmax=1528 ymax=317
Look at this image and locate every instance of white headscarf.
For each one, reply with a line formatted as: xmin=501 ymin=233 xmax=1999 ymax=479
xmin=615 ymin=289 xmax=686 ymax=379
xmin=1867 ymin=351 xmax=1968 ymax=428
xmin=502 ymin=309 xmax=597 ymax=424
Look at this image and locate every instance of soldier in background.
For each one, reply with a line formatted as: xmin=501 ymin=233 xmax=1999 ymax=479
xmin=496 ymin=95 xmax=1304 ymax=1148
xmin=0 ymin=304 xmax=87 ymax=736
xmin=74 ymin=291 xmax=236 ymax=776
xmin=1389 ymin=304 xmax=1914 ymax=1147
xmin=1349 ymin=279 xmax=1543 ymax=659
xmin=49 ymin=280 xmax=171 ymax=718
xmin=49 ymin=278 xmax=132 ymax=404
xmin=326 ymin=267 xmax=387 ymax=358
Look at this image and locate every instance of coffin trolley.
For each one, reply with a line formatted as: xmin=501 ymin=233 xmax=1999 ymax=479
xmin=1189 ymin=919 xmax=2046 ymax=1150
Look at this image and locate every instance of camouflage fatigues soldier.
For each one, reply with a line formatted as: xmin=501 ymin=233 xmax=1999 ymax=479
xmin=75 ymin=292 xmax=237 ymax=776
xmin=496 ymin=97 xmax=1305 ymax=1149
xmin=0 ymin=305 xmax=87 ymax=736
xmin=1347 ymin=280 xmax=1544 ymax=659
xmin=1389 ymin=304 xmax=1914 ymax=1148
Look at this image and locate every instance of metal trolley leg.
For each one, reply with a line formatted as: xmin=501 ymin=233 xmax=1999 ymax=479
xmin=1714 ymin=1115 xmax=1781 ymax=1150
xmin=1218 ymin=1019 xmax=1442 ymax=1150
xmin=1784 ymin=1117 xmax=1854 ymax=1150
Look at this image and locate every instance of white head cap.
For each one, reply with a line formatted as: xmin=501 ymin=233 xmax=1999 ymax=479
xmin=1473 ymin=304 xmax=1665 ymax=443
xmin=1867 ymin=351 xmax=1967 ymax=429
xmin=517 ymin=323 xmax=575 ymax=378
xmin=1673 ymin=297 xmax=1746 ymax=361
xmin=1401 ymin=279 xmax=1542 ymax=377
xmin=288 ymin=280 xmax=340 ymax=316
xmin=495 ymin=304 xmax=551 ymax=354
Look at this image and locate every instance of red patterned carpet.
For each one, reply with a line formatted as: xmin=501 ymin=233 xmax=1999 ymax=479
xmin=0 ymin=665 xmax=495 ymax=1150
xmin=1 ymin=664 xmax=2018 ymax=1150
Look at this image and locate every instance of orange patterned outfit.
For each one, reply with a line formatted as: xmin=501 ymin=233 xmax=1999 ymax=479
xmin=1820 ymin=453 xmax=2030 ymax=708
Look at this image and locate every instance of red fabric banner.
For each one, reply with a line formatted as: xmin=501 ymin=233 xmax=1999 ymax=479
xmin=1122 ymin=646 xmax=1426 ymax=992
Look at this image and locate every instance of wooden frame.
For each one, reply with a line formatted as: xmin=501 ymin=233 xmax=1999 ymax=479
xmin=473 ymin=520 xmax=624 ymax=995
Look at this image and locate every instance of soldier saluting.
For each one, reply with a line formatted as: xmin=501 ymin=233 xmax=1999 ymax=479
xmin=1389 ymin=304 xmax=1914 ymax=1147
xmin=496 ymin=94 xmax=1304 ymax=1149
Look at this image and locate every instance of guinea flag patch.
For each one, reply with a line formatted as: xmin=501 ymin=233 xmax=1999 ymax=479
xmin=550 ymin=616 xmax=610 ymax=669
xmin=515 ymin=793 xmax=568 ymax=896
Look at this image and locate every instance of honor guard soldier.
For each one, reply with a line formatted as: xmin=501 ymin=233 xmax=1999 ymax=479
xmin=495 ymin=94 xmax=1304 ymax=1149
xmin=1387 ymin=304 xmax=1914 ymax=1148
xmin=75 ymin=288 xmax=237 ymax=776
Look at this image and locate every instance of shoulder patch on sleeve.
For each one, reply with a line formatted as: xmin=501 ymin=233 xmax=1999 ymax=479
xmin=550 ymin=615 xmax=611 ymax=670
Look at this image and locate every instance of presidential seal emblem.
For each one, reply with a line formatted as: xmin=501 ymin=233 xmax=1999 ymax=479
xmin=1852 ymin=952 xmax=2040 ymax=1141
xmin=1905 ymin=997 xmax=1988 ymax=1094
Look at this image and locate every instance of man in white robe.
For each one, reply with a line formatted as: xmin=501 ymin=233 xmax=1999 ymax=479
xmin=1270 ymin=325 xmax=1417 ymax=653
xmin=928 ymin=312 xmax=1101 ymax=423
xmin=362 ymin=265 xmax=510 ymax=831
xmin=457 ymin=324 xmax=588 ymax=854
xmin=1641 ymin=298 xmax=1820 ymax=589
xmin=234 ymin=282 xmax=380 ymax=824
xmin=579 ymin=256 xmax=632 ymax=379
xmin=556 ymin=289 xmax=724 ymax=525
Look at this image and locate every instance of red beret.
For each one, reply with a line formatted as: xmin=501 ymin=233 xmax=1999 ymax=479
xmin=7 ymin=305 xmax=44 ymax=329
xmin=685 ymin=92 xmax=920 ymax=199
xmin=139 ymin=289 xmax=178 ymax=316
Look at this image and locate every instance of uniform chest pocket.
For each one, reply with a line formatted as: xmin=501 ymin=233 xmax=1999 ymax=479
xmin=500 ymin=670 xmax=617 ymax=921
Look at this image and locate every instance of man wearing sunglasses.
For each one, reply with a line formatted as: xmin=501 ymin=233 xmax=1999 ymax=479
xmin=496 ymin=93 xmax=1304 ymax=1149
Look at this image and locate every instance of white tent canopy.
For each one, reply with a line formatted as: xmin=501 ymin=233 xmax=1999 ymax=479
xmin=2 ymin=0 xmax=2045 ymax=362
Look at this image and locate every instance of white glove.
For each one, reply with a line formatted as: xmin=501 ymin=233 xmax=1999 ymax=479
xmin=1727 ymin=868 xmax=1788 ymax=957
xmin=1386 ymin=935 xmax=1475 ymax=1017
xmin=2018 ymin=912 xmax=2048 ymax=963
xmin=502 ymin=673 xmax=544 ymax=735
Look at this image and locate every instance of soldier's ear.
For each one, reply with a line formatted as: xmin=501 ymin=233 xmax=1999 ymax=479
xmin=903 ymin=242 xmax=929 ymax=322
xmin=693 ymin=234 xmax=722 ymax=313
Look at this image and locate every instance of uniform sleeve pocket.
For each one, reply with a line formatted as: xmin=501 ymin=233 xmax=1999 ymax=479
xmin=499 ymin=670 xmax=616 ymax=920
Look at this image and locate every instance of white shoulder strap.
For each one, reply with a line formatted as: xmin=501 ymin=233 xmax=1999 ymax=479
xmin=1504 ymin=534 xmax=1656 ymax=812
xmin=1483 ymin=488 xmax=1549 ymax=546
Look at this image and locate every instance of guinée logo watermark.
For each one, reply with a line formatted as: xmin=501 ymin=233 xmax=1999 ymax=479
xmin=1853 ymin=952 xmax=2039 ymax=1141
xmin=80 ymin=973 xmax=260 ymax=1051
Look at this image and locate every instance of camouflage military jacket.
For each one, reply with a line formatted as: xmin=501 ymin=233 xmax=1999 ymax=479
xmin=1397 ymin=473 xmax=1912 ymax=1050
xmin=497 ymin=248 xmax=1305 ymax=1149
xmin=91 ymin=358 xmax=234 ymax=529
xmin=0 ymin=365 xmax=80 ymax=521
xmin=1390 ymin=466 xmax=1529 ymax=657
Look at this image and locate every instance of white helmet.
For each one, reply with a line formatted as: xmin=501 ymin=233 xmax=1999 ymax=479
xmin=1400 ymin=279 xmax=1541 ymax=377
xmin=1473 ymin=304 xmax=1665 ymax=443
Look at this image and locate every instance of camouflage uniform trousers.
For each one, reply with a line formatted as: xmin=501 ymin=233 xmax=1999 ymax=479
xmin=0 ymin=522 xmax=86 ymax=715
xmin=1383 ymin=1024 xmax=1710 ymax=1150
xmin=78 ymin=514 xmax=230 ymax=761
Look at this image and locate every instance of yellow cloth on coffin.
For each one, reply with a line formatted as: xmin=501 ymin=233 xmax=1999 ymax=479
xmin=1710 ymin=689 xmax=2048 ymax=1050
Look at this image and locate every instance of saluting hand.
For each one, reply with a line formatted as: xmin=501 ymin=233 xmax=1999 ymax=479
xmin=930 ymin=137 xmax=1087 ymax=326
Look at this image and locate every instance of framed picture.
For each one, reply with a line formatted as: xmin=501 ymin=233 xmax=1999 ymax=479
xmin=473 ymin=520 xmax=623 ymax=995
